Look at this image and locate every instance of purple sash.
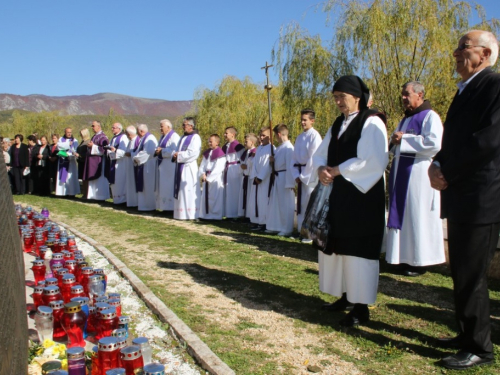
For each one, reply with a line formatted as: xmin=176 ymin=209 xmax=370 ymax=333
xmin=387 ymin=109 xmax=430 ymax=229
xmin=157 ymin=130 xmax=175 ymax=166
xmin=133 ymin=132 xmax=152 ymax=192
xmin=107 ymin=133 xmax=125 ymax=184
xmin=174 ymin=134 xmax=195 ymax=199
xmin=58 ymin=137 xmax=75 ymax=183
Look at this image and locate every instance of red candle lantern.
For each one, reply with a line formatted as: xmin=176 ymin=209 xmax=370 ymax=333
xmin=96 ymin=307 xmax=118 ymax=340
xmin=107 ymin=299 xmax=121 ymax=317
xmin=67 ymin=235 xmax=77 ymax=247
xmin=63 ymin=250 xmax=74 ymax=262
xmin=61 ymin=302 xmax=86 ymax=348
xmin=70 ymin=285 xmax=86 ymax=300
xmin=31 ymin=259 xmax=46 ymax=285
xmin=23 ymin=233 xmax=34 ymax=253
xmin=49 ymin=299 xmax=66 ymax=340
xmin=45 ymin=277 xmax=58 ymax=287
xmin=65 ymin=260 xmax=77 ymax=276
xmin=61 ymin=274 xmax=77 ymax=303
xmin=120 ymin=345 xmax=144 ymax=375
xmin=32 ymin=285 xmax=44 ymax=310
xmin=98 ymin=336 xmax=120 ymax=375
xmin=55 ymin=268 xmax=68 ymax=289
xmin=42 ymin=285 xmax=63 ymax=306
xmin=80 ymin=267 xmax=94 ymax=296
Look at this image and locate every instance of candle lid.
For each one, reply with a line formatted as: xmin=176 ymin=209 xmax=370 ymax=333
xmin=107 ymin=292 xmax=121 ymax=299
xmin=81 ymin=267 xmax=93 ymax=275
xmin=120 ymin=345 xmax=142 ymax=361
xmin=37 ymin=280 xmax=46 ymax=286
xmin=62 ymin=274 xmax=76 ymax=284
xmin=132 ymin=337 xmax=149 ymax=346
xmin=93 ymin=268 xmax=104 ymax=275
xmin=88 ymin=275 xmax=101 ymax=283
xmin=115 ymin=337 xmax=127 ymax=349
xmin=95 ymin=295 xmax=108 ymax=304
xmin=64 ymin=301 xmax=81 ymax=313
xmin=32 ymin=259 xmax=45 ymax=266
xmin=105 ymin=369 xmax=126 ymax=375
xmin=98 ymin=336 xmax=119 ymax=351
xmin=112 ymin=328 xmax=128 ymax=338
xmin=143 ymin=363 xmax=166 ymax=375
xmin=66 ymin=346 xmax=85 ymax=360
xmin=37 ymin=305 xmax=53 ymax=317
xmin=119 ymin=315 xmax=130 ymax=324
xmin=34 ymin=285 xmax=44 ymax=294
xmin=100 ymin=307 xmax=117 ymax=319
xmin=65 ymin=260 xmax=77 ymax=266
xmin=89 ymin=306 xmax=96 ymax=313
xmin=52 ymin=253 xmax=64 ymax=260
xmin=45 ymin=278 xmax=58 ymax=286
xmin=92 ymin=345 xmax=98 ymax=354
xmin=74 ymin=257 xmax=85 ymax=263
xmin=95 ymin=302 xmax=111 ymax=311
xmin=70 ymin=285 xmax=84 ymax=294
xmin=51 ymin=264 xmax=63 ymax=272
xmin=49 ymin=300 xmax=65 ymax=310
xmin=43 ymin=285 xmax=60 ymax=295
xmin=56 ymin=268 xmax=68 ymax=276
xmin=108 ymin=298 xmax=120 ymax=307
xmin=71 ymin=297 xmax=90 ymax=306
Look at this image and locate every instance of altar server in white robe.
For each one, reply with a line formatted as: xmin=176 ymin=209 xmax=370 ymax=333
xmin=248 ymin=128 xmax=274 ymax=230
xmin=107 ymin=123 xmax=129 ymax=204
xmin=84 ymin=121 xmax=110 ymax=201
xmin=313 ymin=75 xmax=388 ymax=327
xmin=132 ymin=124 xmax=158 ymax=211
xmin=222 ymin=127 xmax=245 ymax=218
xmin=291 ymin=109 xmax=322 ymax=241
xmin=155 ymin=119 xmax=180 ymax=211
xmin=55 ymin=127 xmax=80 ymax=196
xmin=238 ymin=134 xmax=258 ymax=219
xmin=385 ymin=81 xmax=445 ymax=276
xmin=173 ymin=117 xmax=201 ymax=220
xmin=266 ymin=125 xmax=295 ymax=236
xmin=124 ymin=126 xmax=139 ymax=208
xmin=198 ymin=134 xmax=226 ymax=220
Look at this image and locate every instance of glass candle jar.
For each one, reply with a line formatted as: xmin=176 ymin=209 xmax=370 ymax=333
xmin=98 ymin=336 xmax=120 ymax=375
xmin=65 ymin=260 xmax=77 ymax=276
xmin=34 ymin=306 xmax=53 ymax=343
xmin=87 ymin=306 xmax=97 ymax=335
xmin=88 ymin=275 xmax=105 ymax=301
xmin=32 ymin=259 xmax=46 ymax=285
xmin=70 ymin=285 xmax=85 ymax=300
xmin=96 ymin=307 xmax=118 ymax=340
xmin=63 ymin=250 xmax=74 ymax=262
xmin=41 ymin=207 xmax=50 ymax=218
xmin=117 ymin=316 xmax=129 ymax=335
xmin=120 ymin=345 xmax=144 ymax=375
xmin=105 ymin=369 xmax=126 ymax=375
xmin=143 ymin=363 xmax=165 ymax=375
xmin=132 ymin=337 xmax=152 ymax=365
xmin=66 ymin=346 xmax=86 ymax=375
xmin=71 ymin=297 xmax=90 ymax=339
xmin=23 ymin=233 xmax=34 ymax=253
xmin=94 ymin=295 xmax=108 ymax=305
xmin=39 ymin=246 xmax=48 ymax=260
xmin=42 ymin=286 xmax=63 ymax=306
xmin=80 ymin=267 xmax=94 ymax=296
xmin=33 ymin=285 xmax=44 ymax=310
xmin=61 ymin=274 xmax=77 ymax=303
xmin=45 ymin=277 xmax=59 ymax=287
xmin=112 ymin=329 xmax=128 ymax=340
xmin=93 ymin=269 xmax=107 ymax=291
xmin=107 ymin=299 xmax=121 ymax=317
xmin=56 ymin=268 xmax=69 ymax=289
xmin=115 ymin=336 xmax=127 ymax=351
xmin=50 ymin=253 xmax=65 ymax=272
xmin=49 ymin=299 xmax=66 ymax=340
xmin=61 ymin=302 xmax=86 ymax=348
xmin=67 ymin=235 xmax=76 ymax=247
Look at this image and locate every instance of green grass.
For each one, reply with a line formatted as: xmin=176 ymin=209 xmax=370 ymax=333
xmin=16 ymin=194 xmax=500 ymax=374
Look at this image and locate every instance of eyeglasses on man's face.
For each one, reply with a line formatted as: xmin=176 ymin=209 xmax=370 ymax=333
xmin=456 ymin=43 xmax=486 ymax=51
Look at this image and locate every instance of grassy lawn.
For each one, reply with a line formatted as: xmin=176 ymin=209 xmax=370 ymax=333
xmin=16 ymin=194 xmax=500 ymax=374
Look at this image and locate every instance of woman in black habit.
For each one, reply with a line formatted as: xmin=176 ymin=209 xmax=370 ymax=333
xmin=312 ymin=75 xmax=388 ymax=326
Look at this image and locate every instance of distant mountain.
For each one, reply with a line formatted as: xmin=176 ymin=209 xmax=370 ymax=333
xmin=0 ymin=93 xmax=193 ymax=117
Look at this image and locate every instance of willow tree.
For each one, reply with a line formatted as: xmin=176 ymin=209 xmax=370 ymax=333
xmin=191 ymin=76 xmax=283 ymax=143
xmin=275 ymin=0 xmax=499 ymax=133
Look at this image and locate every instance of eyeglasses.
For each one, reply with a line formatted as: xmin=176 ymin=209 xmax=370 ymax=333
xmin=456 ymin=44 xmax=486 ymax=51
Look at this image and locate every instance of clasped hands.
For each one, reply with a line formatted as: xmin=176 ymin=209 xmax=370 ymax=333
xmin=428 ymin=164 xmax=448 ymax=190
xmin=318 ymin=166 xmax=339 ymax=186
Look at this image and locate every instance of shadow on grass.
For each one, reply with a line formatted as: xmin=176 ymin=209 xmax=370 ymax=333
xmin=157 ymin=260 xmax=446 ymax=359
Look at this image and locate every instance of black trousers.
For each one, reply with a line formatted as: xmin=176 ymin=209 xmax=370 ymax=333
xmin=11 ymin=166 xmax=25 ymax=194
xmin=447 ymin=220 xmax=500 ymax=358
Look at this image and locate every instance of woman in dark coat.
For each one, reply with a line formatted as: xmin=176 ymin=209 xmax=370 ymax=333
xmin=48 ymin=133 xmax=59 ymax=194
xmin=33 ymin=135 xmax=51 ymax=195
xmin=76 ymin=128 xmax=90 ymax=197
xmin=8 ymin=134 xmax=30 ymax=195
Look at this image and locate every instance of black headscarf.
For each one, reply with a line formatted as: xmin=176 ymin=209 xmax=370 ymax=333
xmin=332 ymin=75 xmax=370 ymax=110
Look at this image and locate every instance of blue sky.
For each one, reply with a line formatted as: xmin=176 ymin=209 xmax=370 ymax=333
xmin=0 ymin=0 xmax=499 ymax=101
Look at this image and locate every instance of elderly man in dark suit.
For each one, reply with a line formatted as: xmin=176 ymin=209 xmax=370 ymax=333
xmin=429 ymin=30 xmax=500 ymax=370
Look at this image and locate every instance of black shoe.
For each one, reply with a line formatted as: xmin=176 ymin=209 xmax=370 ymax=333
xmin=339 ymin=304 xmax=369 ymax=327
xmin=322 ymin=294 xmax=354 ymax=312
xmin=436 ymin=334 xmax=465 ymax=349
xmin=251 ymin=224 xmax=265 ymax=231
xmin=403 ymin=265 xmax=427 ymax=277
xmin=438 ymin=351 xmax=494 ymax=370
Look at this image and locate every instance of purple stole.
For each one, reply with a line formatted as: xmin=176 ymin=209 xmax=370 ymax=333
xmin=241 ymin=148 xmax=256 ymax=210
xmin=157 ymin=130 xmax=175 ymax=166
xmin=83 ymin=132 xmax=109 ymax=181
xmin=58 ymin=136 xmax=74 ymax=183
xmin=106 ymin=133 xmax=125 ymax=184
xmin=222 ymin=140 xmax=244 ymax=185
xmin=174 ymin=133 xmax=195 ymax=199
xmin=387 ymin=109 xmax=431 ymax=229
xmin=133 ymin=132 xmax=152 ymax=192
xmin=202 ymin=147 xmax=225 ymax=213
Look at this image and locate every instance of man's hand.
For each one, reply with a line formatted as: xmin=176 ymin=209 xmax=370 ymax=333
xmin=428 ymin=163 xmax=448 ymax=190
xmin=201 ymin=174 xmax=207 ymax=182
xmin=317 ymin=166 xmax=339 ymax=186
xmin=391 ymin=131 xmax=404 ymax=145
xmin=88 ymin=141 xmax=94 ymax=148
xmin=269 ymin=156 xmax=275 ymax=163
xmin=172 ymin=152 xmax=178 ymax=160
xmin=109 ymin=146 xmax=116 ymax=152
xmin=125 ymin=152 xmax=131 ymax=157
xmin=240 ymin=164 xmax=247 ymax=170
xmin=254 ymin=177 xmax=262 ymax=185
xmin=295 ymin=177 xmax=301 ymax=184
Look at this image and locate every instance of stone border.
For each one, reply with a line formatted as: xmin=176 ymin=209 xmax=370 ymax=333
xmin=58 ymin=221 xmax=235 ymax=375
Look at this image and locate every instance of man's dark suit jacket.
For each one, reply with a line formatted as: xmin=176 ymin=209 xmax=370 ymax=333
xmin=8 ymin=143 xmax=30 ymax=168
xmin=435 ymin=67 xmax=500 ymax=224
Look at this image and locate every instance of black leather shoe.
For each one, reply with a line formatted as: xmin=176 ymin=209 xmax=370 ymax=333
xmin=438 ymin=351 xmax=494 ymax=370
xmin=322 ymin=299 xmax=354 ymax=312
xmin=436 ymin=335 xmax=465 ymax=349
xmin=339 ymin=305 xmax=369 ymax=327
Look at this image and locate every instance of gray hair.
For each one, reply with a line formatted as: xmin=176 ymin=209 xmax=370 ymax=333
xmin=160 ymin=119 xmax=173 ymax=129
xmin=3 ymin=137 xmax=10 ymax=143
xmin=183 ymin=117 xmax=196 ymax=129
xmin=402 ymin=81 xmax=425 ymax=97
xmin=126 ymin=126 xmax=137 ymax=135
xmin=115 ymin=123 xmax=123 ymax=131
xmin=137 ymin=124 xmax=148 ymax=132
xmin=471 ymin=30 xmax=499 ymax=66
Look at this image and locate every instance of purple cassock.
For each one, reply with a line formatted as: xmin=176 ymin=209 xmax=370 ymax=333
xmin=105 ymin=133 xmax=126 ymax=184
xmin=83 ymin=131 xmax=109 ymax=181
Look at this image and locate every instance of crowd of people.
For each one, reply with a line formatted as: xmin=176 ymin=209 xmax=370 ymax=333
xmin=2 ymin=29 xmax=500 ymax=371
